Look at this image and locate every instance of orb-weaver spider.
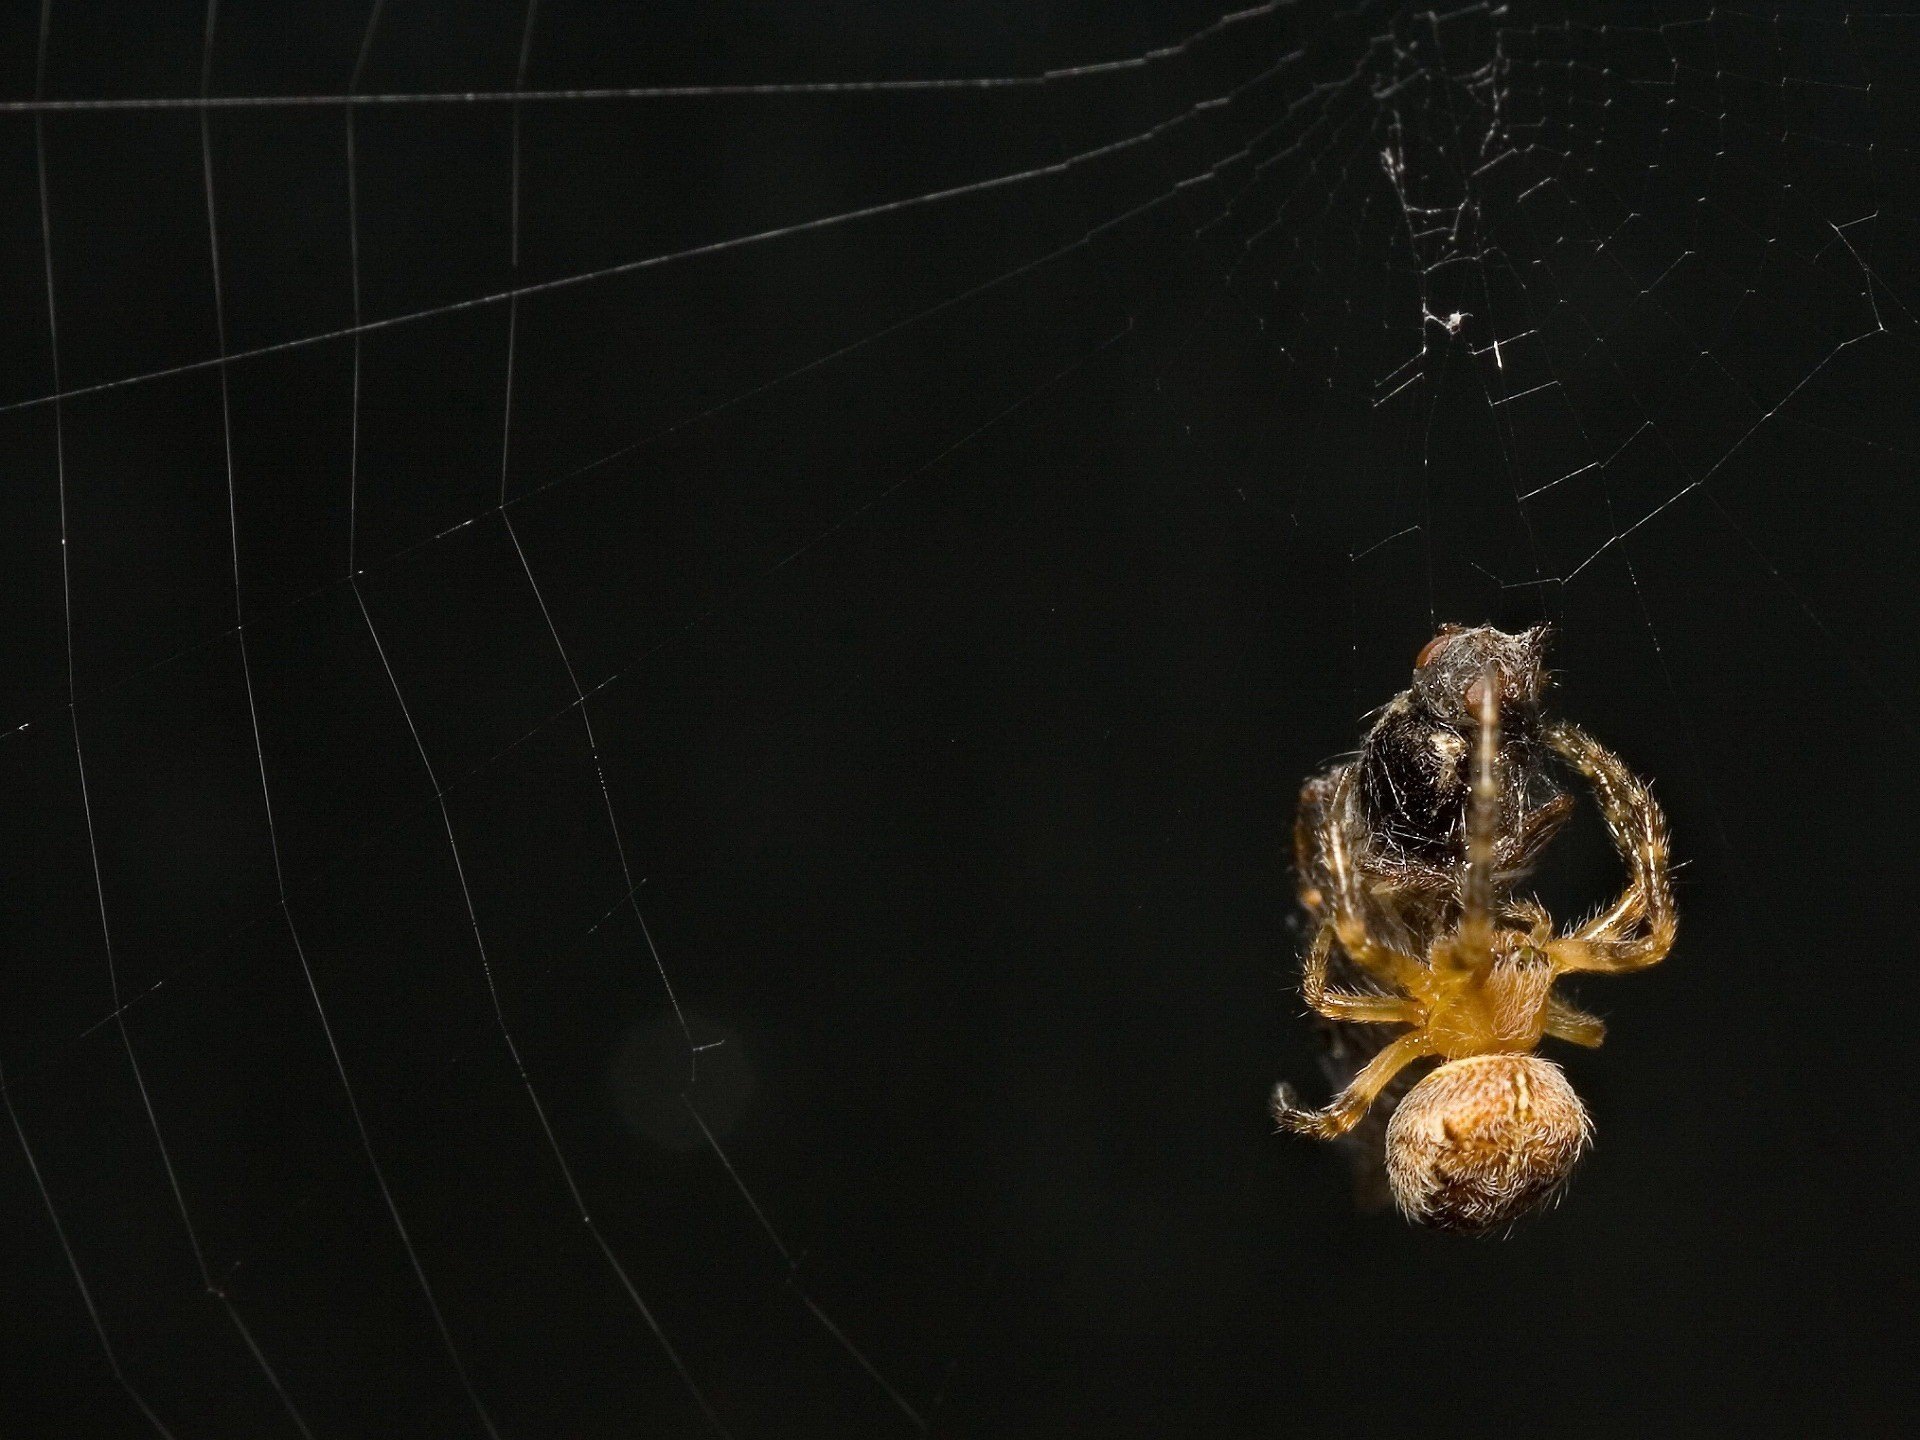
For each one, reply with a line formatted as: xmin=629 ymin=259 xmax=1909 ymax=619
xmin=1273 ymin=629 xmax=1675 ymax=1234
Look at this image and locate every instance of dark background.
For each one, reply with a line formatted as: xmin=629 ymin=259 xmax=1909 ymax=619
xmin=1 ymin=2 xmax=1916 ymax=1436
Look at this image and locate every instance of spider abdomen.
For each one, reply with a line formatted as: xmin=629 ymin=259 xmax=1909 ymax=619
xmin=1384 ymin=1054 xmax=1591 ymax=1235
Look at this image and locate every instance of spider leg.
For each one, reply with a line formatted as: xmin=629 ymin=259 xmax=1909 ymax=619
xmin=1293 ymin=770 xmax=1340 ymax=916
xmin=1448 ymin=664 xmax=1503 ymax=970
xmin=1272 ymin=1030 xmax=1435 ymax=1140
xmin=1318 ymin=779 xmax=1425 ymax=990
xmin=1544 ymin=993 xmax=1607 ymax=1047
xmin=1543 ymin=720 xmax=1676 ymax=974
xmin=1301 ymin=925 xmax=1422 ymax=1026
xmin=1500 ymin=896 xmax=1552 ymax=940
xmin=1578 ymin=892 xmax=1646 ymax=944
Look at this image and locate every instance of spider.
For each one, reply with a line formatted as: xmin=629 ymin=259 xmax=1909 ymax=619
xmin=1287 ymin=625 xmax=1581 ymax=1208
xmin=1273 ymin=629 xmax=1675 ymax=1234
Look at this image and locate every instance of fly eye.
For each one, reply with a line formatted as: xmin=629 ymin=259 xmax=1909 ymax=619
xmin=1415 ymin=632 xmax=1453 ymax=669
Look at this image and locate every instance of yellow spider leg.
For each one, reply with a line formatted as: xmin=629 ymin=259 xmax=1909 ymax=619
xmin=1271 ymin=1030 xmax=1435 ymax=1140
xmin=1320 ymin=773 xmax=1426 ymax=990
xmin=1544 ymin=721 xmax=1676 ymax=974
xmin=1301 ymin=925 xmax=1422 ymax=1026
xmin=1444 ymin=664 xmax=1502 ymax=974
xmin=1578 ymin=887 xmax=1645 ymax=943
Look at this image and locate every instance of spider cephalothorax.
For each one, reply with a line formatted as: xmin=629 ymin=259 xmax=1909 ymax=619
xmin=1275 ymin=630 xmax=1674 ymax=1234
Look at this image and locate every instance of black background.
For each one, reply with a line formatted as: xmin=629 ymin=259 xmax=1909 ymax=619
xmin=2 ymin=2 xmax=1917 ymax=1436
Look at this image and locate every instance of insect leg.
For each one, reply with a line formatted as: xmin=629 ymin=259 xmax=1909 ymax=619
xmin=1500 ymin=792 xmax=1576 ymax=877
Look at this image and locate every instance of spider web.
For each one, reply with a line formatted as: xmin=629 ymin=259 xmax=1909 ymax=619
xmin=1 ymin=1 xmax=1915 ymax=1435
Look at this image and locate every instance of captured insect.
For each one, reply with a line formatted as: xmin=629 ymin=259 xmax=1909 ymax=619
xmin=1273 ymin=626 xmax=1675 ymax=1234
